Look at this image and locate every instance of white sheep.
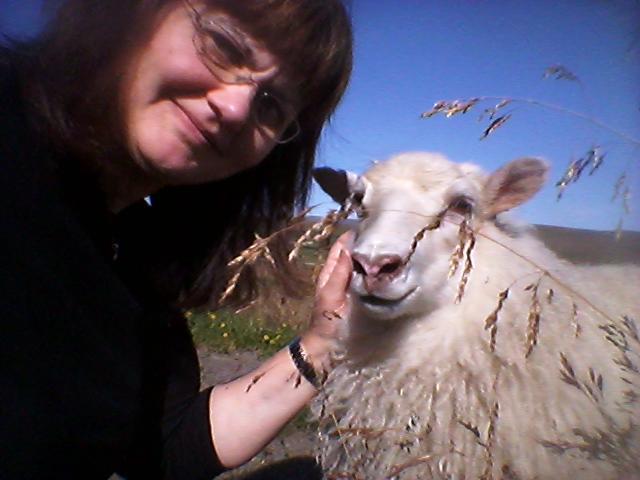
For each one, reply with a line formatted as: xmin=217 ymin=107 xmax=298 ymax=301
xmin=312 ymin=152 xmax=640 ymax=480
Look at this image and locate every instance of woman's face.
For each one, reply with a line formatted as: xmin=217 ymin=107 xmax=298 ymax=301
xmin=120 ymin=0 xmax=300 ymax=189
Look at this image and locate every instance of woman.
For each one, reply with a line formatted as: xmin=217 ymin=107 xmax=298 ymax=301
xmin=0 ymin=0 xmax=353 ymax=478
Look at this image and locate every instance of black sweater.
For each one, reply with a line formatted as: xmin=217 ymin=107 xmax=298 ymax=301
xmin=0 ymin=59 xmax=223 ymax=479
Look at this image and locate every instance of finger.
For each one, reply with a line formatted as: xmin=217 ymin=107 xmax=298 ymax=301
xmin=318 ymin=248 xmax=352 ymax=299
xmin=334 ymin=230 xmax=355 ymax=250
xmin=317 ymin=232 xmax=351 ymax=289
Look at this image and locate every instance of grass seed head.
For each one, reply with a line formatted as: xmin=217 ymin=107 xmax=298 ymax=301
xmin=621 ymin=315 xmax=639 ymax=342
xmin=420 ymin=98 xmax=480 ymax=118
xmin=403 ymin=216 xmax=442 ymax=267
xmin=543 ymin=64 xmax=579 ymax=82
xmin=524 ymin=280 xmax=542 ymax=358
xmin=455 ymin=229 xmax=476 ymax=304
xmin=288 ymin=202 xmax=354 ymax=262
xmin=484 ymin=288 xmax=510 ymax=352
xmin=448 ymin=219 xmax=470 ymax=278
xmin=480 ymin=114 xmax=512 ymax=140
xmin=572 ymin=302 xmax=581 ymax=338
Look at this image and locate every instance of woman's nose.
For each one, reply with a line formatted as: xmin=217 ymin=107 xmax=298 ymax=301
xmin=206 ymin=83 xmax=256 ymax=131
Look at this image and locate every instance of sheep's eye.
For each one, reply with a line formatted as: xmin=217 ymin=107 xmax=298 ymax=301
xmin=448 ymin=197 xmax=474 ymax=217
xmin=350 ymin=191 xmax=364 ymax=205
xmin=356 ymin=206 xmax=368 ymax=219
xmin=348 ymin=192 xmax=368 ymax=219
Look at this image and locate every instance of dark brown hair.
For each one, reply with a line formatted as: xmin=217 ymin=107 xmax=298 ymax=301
xmin=10 ymin=0 xmax=353 ymax=309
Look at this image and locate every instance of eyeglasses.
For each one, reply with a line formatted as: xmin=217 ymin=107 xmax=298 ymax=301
xmin=187 ymin=3 xmax=301 ymax=144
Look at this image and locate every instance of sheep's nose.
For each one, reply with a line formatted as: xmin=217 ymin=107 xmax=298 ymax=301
xmin=352 ymin=253 xmax=404 ymax=292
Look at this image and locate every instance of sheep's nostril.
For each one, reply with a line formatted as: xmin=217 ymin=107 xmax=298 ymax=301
xmin=379 ymin=259 xmax=402 ymax=276
xmin=352 ymin=257 xmax=367 ymax=276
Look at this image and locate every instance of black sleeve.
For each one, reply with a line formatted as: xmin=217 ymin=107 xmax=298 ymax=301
xmin=162 ymin=386 xmax=224 ymax=480
xmin=159 ymin=318 xmax=226 ymax=480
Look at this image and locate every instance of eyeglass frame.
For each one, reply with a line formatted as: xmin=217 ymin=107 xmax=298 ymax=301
xmin=185 ymin=1 xmax=301 ymax=144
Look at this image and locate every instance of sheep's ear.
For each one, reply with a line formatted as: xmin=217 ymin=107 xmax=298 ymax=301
xmin=313 ymin=167 xmax=363 ymax=205
xmin=483 ymin=158 xmax=548 ymax=216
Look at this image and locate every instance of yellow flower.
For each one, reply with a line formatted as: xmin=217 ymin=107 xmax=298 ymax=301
xmin=222 ymin=332 xmax=229 ymax=338
xmin=263 ymin=334 xmax=270 ymax=341
xmin=184 ymin=311 xmax=193 ymax=319
xmin=219 ymin=322 xmax=226 ymax=329
xmin=207 ymin=312 xmax=216 ymax=320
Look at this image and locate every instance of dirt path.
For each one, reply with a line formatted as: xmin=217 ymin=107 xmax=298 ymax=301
xmin=198 ymin=348 xmax=322 ymax=480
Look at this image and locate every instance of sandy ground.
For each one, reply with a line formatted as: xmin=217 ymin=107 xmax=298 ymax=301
xmin=198 ymin=348 xmax=322 ymax=480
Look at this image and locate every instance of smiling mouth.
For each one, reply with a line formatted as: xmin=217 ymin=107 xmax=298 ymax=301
xmin=359 ymin=287 xmax=417 ymax=308
xmin=173 ymin=102 xmax=223 ymax=155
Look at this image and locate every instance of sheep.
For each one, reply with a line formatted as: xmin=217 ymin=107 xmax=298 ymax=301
xmin=311 ymin=152 xmax=640 ymax=480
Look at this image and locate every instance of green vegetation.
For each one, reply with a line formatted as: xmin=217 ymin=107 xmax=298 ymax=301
xmin=188 ymin=308 xmax=299 ymax=356
xmin=188 ymin=236 xmax=339 ymax=355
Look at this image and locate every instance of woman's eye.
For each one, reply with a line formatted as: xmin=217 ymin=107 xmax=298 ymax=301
xmin=254 ymin=91 xmax=287 ymax=130
xmin=448 ymin=197 xmax=473 ymax=216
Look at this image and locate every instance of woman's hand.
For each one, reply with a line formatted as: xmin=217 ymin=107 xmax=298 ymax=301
xmin=300 ymin=231 xmax=354 ymax=370
xmin=209 ymin=231 xmax=354 ymax=467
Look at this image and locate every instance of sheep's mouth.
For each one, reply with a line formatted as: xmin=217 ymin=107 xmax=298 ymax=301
xmin=359 ymin=287 xmax=417 ymax=308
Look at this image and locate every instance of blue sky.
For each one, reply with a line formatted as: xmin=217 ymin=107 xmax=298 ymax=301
xmin=2 ymin=1 xmax=638 ymax=231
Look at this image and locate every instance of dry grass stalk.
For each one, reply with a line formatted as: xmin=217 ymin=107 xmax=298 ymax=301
xmin=484 ymin=288 xmax=510 ymax=353
xmin=420 ymin=97 xmax=512 ymax=140
xmin=402 ymin=216 xmax=442 ymax=267
xmin=572 ymin=301 xmax=581 ymax=338
xmin=219 ymin=233 xmax=274 ymax=305
xmin=622 ymin=188 xmax=631 ymax=215
xmin=612 ymin=173 xmax=627 ymax=201
xmin=611 ymin=173 xmax=630 ymax=238
xmin=420 ymin=98 xmax=480 ymax=118
xmin=480 ymin=373 xmax=501 ymax=480
xmin=480 ymin=114 xmax=512 ymax=140
xmin=558 ymin=353 xmax=603 ymax=403
xmin=218 ymin=207 xmax=318 ymax=305
xmin=454 ymin=229 xmax=476 ymax=304
xmin=448 ymin=219 xmax=471 ymax=278
xmin=288 ymin=202 xmax=354 ymax=262
xmin=479 ymin=99 xmax=512 ymax=122
xmin=543 ymin=64 xmax=579 ymax=82
xmin=321 ymin=405 xmax=359 ymax=479
xmin=386 ymin=454 xmax=435 ymax=479
xmin=599 ymin=322 xmax=629 ymax=352
xmin=615 ymin=218 xmax=624 ymax=241
xmin=588 ymin=367 xmax=604 ymax=395
xmin=559 ymin=352 xmax=580 ymax=390
xmin=335 ymin=426 xmax=397 ymax=440
xmin=233 ymin=299 xmax=257 ymax=315
xmin=524 ymin=280 xmax=542 ymax=358
xmin=475 ymin=229 xmax=620 ymax=329
xmin=546 ymin=288 xmax=554 ymax=304
xmin=556 ymin=146 xmax=605 ymax=199
xmin=245 ymin=371 xmax=267 ymax=393
xmin=621 ymin=315 xmax=639 ymax=342
xmin=219 ymin=270 xmax=243 ymax=305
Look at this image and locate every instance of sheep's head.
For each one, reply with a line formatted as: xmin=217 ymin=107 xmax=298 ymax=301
xmin=314 ymin=152 xmax=547 ymax=321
